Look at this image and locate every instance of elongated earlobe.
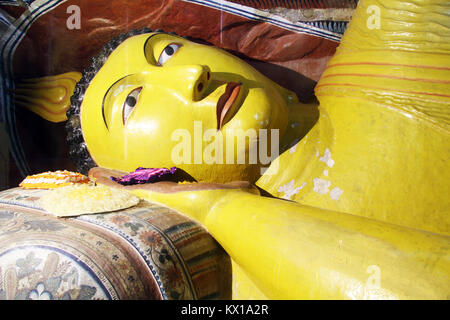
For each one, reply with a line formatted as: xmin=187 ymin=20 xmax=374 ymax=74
xmin=12 ymin=72 xmax=81 ymax=123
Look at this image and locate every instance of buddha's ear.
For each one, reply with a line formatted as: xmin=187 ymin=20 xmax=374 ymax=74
xmin=11 ymin=71 xmax=81 ymax=123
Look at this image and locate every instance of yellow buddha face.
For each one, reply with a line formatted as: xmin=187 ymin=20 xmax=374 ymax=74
xmin=81 ymin=32 xmax=294 ymax=182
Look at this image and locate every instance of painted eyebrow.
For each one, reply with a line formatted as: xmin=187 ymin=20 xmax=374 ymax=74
xmin=101 ymin=74 xmax=131 ymax=130
xmin=101 ymin=33 xmax=169 ymax=129
xmin=143 ymin=32 xmax=169 ymax=64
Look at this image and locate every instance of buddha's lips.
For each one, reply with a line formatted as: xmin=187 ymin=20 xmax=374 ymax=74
xmin=216 ymin=82 xmax=241 ymax=130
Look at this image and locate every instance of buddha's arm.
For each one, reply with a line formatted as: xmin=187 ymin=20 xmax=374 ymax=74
xmin=128 ymin=187 xmax=449 ymax=300
xmin=91 ymin=168 xmax=449 ymax=300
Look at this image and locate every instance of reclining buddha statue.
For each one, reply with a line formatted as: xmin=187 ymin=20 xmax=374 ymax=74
xmin=19 ymin=0 xmax=450 ymax=299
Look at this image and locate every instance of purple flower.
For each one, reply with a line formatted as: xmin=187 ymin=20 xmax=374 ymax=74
xmin=111 ymin=167 xmax=177 ymax=185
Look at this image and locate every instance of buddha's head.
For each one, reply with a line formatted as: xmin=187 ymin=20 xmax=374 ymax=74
xmin=67 ymin=29 xmax=297 ymax=183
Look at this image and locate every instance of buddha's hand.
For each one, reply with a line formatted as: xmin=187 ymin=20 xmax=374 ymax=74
xmin=88 ymin=167 xmax=260 ymax=225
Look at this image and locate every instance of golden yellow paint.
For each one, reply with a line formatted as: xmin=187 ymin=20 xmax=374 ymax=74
xmin=80 ymin=33 xmax=292 ymax=183
xmin=14 ymin=72 xmax=81 ymax=122
xmin=81 ymin=0 xmax=449 ymax=299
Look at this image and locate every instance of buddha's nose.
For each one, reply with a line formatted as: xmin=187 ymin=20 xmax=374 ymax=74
xmin=193 ymin=65 xmax=211 ymax=101
xmin=156 ymin=64 xmax=211 ymax=102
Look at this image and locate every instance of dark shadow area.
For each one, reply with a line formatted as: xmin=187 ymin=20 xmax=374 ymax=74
xmin=187 ymin=37 xmax=318 ymax=103
xmin=166 ymin=168 xmax=198 ymax=183
xmin=241 ymin=56 xmax=317 ymax=103
xmin=14 ymin=105 xmax=76 ymax=184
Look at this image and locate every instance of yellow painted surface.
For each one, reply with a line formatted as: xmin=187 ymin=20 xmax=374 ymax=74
xmin=231 ymin=260 xmax=269 ymax=300
xmin=82 ymin=0 xmax=449 ymax=299
xmin=14 ymin=72 xmax=81 ymax=122
xmin=258 ymin=0 xmax=450 ymax=236
xmin=80 ymin=33 xmax=293 ymax=183
xmin=128 ymin=187 xmax=449 ymax=299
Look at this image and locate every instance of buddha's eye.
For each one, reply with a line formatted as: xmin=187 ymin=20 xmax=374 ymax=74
xmin=158 ymin=43 xmax=181 ymax=65
xmin=123 ymin=87 xmax=142 ymax=125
